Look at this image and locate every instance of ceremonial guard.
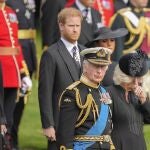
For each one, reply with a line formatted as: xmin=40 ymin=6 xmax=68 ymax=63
xmin=109 ymin=0 xmax=150 ymax=61
xmin=0 ymin=0 xmax=32 ymax=149
xmin=6 ymin=0 xmax=37 ymax=149
xmin=57 ymin=47 xmax=115 ymax=150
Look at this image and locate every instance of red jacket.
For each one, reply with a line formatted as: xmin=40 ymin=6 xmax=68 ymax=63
xmin=65 ymin=0 xmax=114 ymax=26
xmin=0 ymin=4 xmax=24 ymax=88
xmin=94 ymin=0 xmax=114 ymax=26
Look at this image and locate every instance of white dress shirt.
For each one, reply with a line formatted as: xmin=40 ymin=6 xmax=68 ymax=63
xmin=75 ymin=0 xmax=92 ymax=24
xmin=61 ymin=37 xmax=81 ymax=64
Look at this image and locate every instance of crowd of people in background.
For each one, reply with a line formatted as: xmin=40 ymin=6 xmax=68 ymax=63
xmin=0 ymin=0 xmax=150 ymax=150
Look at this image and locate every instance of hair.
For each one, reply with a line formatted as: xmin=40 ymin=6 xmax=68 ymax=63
xmin=113 ymin=65 xmax=133 ymax=85
xmin=82 ymin=59 xmax=89 ymax=74
xmin=142 ymin=71 xmax=150 ymax=99
xmin=57 ymin=7 xmax=83 ymax=24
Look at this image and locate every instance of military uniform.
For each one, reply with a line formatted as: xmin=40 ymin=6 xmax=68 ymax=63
xmin=6 ymin=0 xmax=37 ymax=75
xmin=57 ymin=47 xmax=115 ymax=150
xmin=110 ymin=3 xmax=150 ymax=61
xmin=6 ymin=0 xmax=37 ymax=149
xmin=0 ymin=3 xmax=29 ymax=149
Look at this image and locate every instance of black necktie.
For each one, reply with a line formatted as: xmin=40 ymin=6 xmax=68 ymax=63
xmin=72 ymin=46 xmax=80 ymax=68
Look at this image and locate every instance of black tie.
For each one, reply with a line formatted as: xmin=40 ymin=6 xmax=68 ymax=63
xmin=72 ymin=46 xmax=80 ymax=68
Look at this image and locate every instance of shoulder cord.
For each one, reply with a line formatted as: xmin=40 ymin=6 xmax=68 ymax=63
xmin=74 ymin=88 xmax=99 ymax=128
xmin=123 ymin=16 xmax=149 ymax=54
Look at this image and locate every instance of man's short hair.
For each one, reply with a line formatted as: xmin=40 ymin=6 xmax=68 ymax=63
xmin=58 ymin=7 xmax=83 ymax=24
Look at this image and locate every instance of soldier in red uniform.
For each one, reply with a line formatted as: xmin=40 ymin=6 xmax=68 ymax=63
xmin=0 ymin=0 xmax=32 ymax=149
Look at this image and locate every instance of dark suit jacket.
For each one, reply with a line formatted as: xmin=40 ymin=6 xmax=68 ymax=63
xmin=38 ymin=40 xmax=85 ymax=130
xmin=72 ymin=3 xmax=102 ymax=46
xmin=114 ymin=0 xmax=128 ymax=12
xmin=41 ymin=0 xmax=66 ymax=47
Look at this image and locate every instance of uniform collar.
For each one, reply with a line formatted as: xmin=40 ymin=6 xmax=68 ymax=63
xmin=80 ymin=75 xmax=99 ymax=89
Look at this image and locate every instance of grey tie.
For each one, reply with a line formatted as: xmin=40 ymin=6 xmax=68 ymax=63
xmin=72 ymin=46 xmax=80 ymax=68
xmin=83 ymin=8 xmax=88 ymax=19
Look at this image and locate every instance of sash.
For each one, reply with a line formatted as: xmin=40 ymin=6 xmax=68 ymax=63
xmin=122 ymin=10 xmax=139 ymax=27
xmin=73 ymin=87 xmax=109 ymax=150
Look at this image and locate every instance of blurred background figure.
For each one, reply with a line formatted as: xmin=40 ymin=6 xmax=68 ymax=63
xmin=0 ymin=0 xmax=32 ymax=149
xmin=110 ymin=0 xmax=150 ymax=62
xmin=86 ymin=26 xmax=128 ymax=86
xmin=93 ymin=0 xmax=114 ymax=26
xmin=6 ymin=0 xmax=37 ymax=149
xmin=107 ymin=51 xmax=150 ymax=150
xmin=70 ymin=0 xmax=103 ymax=46
xmin=66 ymin=0 xmax=114 ymax=26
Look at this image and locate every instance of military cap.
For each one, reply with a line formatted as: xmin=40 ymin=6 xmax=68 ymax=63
xmin=119 ymin=51 xmax=148 ymax=77
xmin=80 ymin=47 xmax=111 ymax=65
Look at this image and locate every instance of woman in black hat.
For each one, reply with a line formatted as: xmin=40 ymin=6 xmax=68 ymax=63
xmin=107 ymin=51 xmax=150 ymax=150
xmin=86 ymin=26 xmax=128 ymax=86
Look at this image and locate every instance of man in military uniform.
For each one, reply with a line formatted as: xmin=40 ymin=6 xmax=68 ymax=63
xmin=5 ymin=0 xmax=37 ymax=149
xmin=110 ymin=0 xmax=150 ymax=61
xmin=57 ymin=47 xmax=115 ymax=150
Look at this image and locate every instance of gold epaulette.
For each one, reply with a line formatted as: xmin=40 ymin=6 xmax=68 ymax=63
xmin=58 ymin=81 xmax=81 ymax=109
xmin=66 ymin=81 xmax=81 ymax=90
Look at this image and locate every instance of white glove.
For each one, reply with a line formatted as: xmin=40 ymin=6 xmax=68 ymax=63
xmin=20 ymin=76 xmax=32 ymax=95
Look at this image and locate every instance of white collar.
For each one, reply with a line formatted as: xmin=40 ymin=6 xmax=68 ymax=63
xmin=75 ymin=0 xmax=89 ymax=12
xmin=61 ymin=37 xmax=78 ymax=56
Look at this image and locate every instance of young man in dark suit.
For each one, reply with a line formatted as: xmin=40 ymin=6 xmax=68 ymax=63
xmin=38 ymin=7 xmax=85 ymax=150
xmin=71 ymin=0 xmax=103 ymax=46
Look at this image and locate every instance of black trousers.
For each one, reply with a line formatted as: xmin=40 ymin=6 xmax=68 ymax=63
xmin=4 ymin=88 xmax=17 ymax=133
xmin=48 ymin=141 xmax=58 ymax=150
xmin=11 ymin=72 xmax=33 ymax=148
xmin=11 ymin=98 xmax=24 ymax=148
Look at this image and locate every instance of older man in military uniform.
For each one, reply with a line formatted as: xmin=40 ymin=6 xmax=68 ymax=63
xmin=57 ymin=47 xmax=115 ymax=150
xmin=110 ymin=0 xmax=150 ymax=62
